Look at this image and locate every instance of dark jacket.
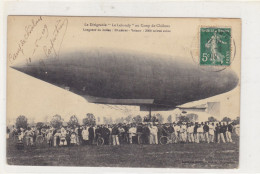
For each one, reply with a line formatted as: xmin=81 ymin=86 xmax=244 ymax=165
xmin=168 ymin=126 xmax=175 ymax=133
xmin=142 ymin=127 xmax=150 ymax=136
xmin=227 ymin=124 xmax=233 ymax=133
xmin=88 ymin=127 xmax=94 ymax=139
xmin=203 ymin=125 xmax=209 ymax=132
xmin=215 ymin=126 xmax=220 ymax=134
xmin=220 ymin=125 xmax=227 ymax=133
xmin=112 ymin=127 xmax=119 ymax=135
xmin=194 ymin=125 xmax=198 ymax=134
xmin=137 ymin=126 xmax=143 ymax=133
xmin=101 ymin=127 xmax=110 ymax=137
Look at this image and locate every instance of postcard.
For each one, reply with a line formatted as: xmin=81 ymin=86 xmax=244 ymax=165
xmin=6 ymin=16 xmax=241 ymax=168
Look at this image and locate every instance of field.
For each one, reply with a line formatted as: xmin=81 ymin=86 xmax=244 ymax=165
xmin=6 ymin=135 xmax=239 ymax=168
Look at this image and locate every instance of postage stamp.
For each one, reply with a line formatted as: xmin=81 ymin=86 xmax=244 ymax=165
xmin=200 ymin=28 xmax=231 ymax=66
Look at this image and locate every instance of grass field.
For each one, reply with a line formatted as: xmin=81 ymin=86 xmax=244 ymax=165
xmin=6 ymin=135 xmax=239 ymax=168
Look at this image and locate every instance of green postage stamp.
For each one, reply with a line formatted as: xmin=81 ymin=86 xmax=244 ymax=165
xmin=200 ymin=28 xmax=231 ymax=66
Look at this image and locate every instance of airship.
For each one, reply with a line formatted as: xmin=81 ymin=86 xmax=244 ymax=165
xmin=11 ymin=48 xmax=238 ymax=116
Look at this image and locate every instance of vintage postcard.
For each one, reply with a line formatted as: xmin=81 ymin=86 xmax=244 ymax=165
xmin=6 ymin=16 xmax=241 ymax=168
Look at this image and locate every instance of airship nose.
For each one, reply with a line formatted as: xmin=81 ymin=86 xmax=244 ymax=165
xmin=197 ymin=67 xmax=239 ymax=99
xmin=213 ymin=68 xmax=239 ymax=95
xmin=228 ymin=70 xmax=239 ymax=90
xmin=10 ymin=61 xmax=48 ymax=80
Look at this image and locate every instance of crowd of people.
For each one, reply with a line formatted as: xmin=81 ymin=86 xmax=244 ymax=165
xmin=8 ymin=121 xmax=239 ymax=148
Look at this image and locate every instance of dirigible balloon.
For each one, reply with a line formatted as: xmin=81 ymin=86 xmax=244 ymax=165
xmin=12 ymin=48 xmax=238 ymax=111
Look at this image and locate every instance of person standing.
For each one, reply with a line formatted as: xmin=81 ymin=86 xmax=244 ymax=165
xmin=128 ymin=124 xmax=137 ymax=144
xmin=118 ymin=125 xmax=125 ymax=144
xmin=108 ymin=125 xmax=113 ymax=145
xmin=182 ymin=123 xmax=187 ymax=142
xmin=66 ymin=128 xmax=71 ymax=146
xmin=203 ymin=122 xmax=210 ymax=143
xmin=197 ymin=124 xmax=204 ymax=143
xmin=60 ymin=127 xmax=67 ymax=146
xmin=194 ymin=122 xmax=199 ymax=143
xmin=168 ymin=123 xmax=175 ymax=144
xmin=180 ymin=124 xmax=187 ymax=143
xmin=54 ymin=130 xmax=61 ymax=147
xmin=142 ymin=124 xmax=150 ymax=144
xmin=226 ymin=122 xmax=233 ymax=143
xmin=187 ymin=123 xmax=194 ymax=143
xmin=112 ymin=125 xmax=120 ymax=145
xmin=82 ymin=126 xmax=89 ymax=145
xmin=102 ymin=125 xmax=110 ymax=145
xmin=208 ymin=123 xmax=215 ymax=143
xmin=88 ymin=125 xmax=95 ymax=145
xmin=6 ymin=127 xmax=10 ymax=139
xmin=136 ymin=123 xmax=143 ymax=144
xmin=219 ymin=122 xmax=226 ymax=143
xmin=123 ymin=123 xmax=129 ymax=144
xmin=234 ymin=123 xmax=240 ymax=136
xmin=174 ymin=123 xmax=180 ymax=143
xmin=149 ymin=123 xmax=158 ymax=144
xmin=215 ymin=123 xmax=220 ymax=143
